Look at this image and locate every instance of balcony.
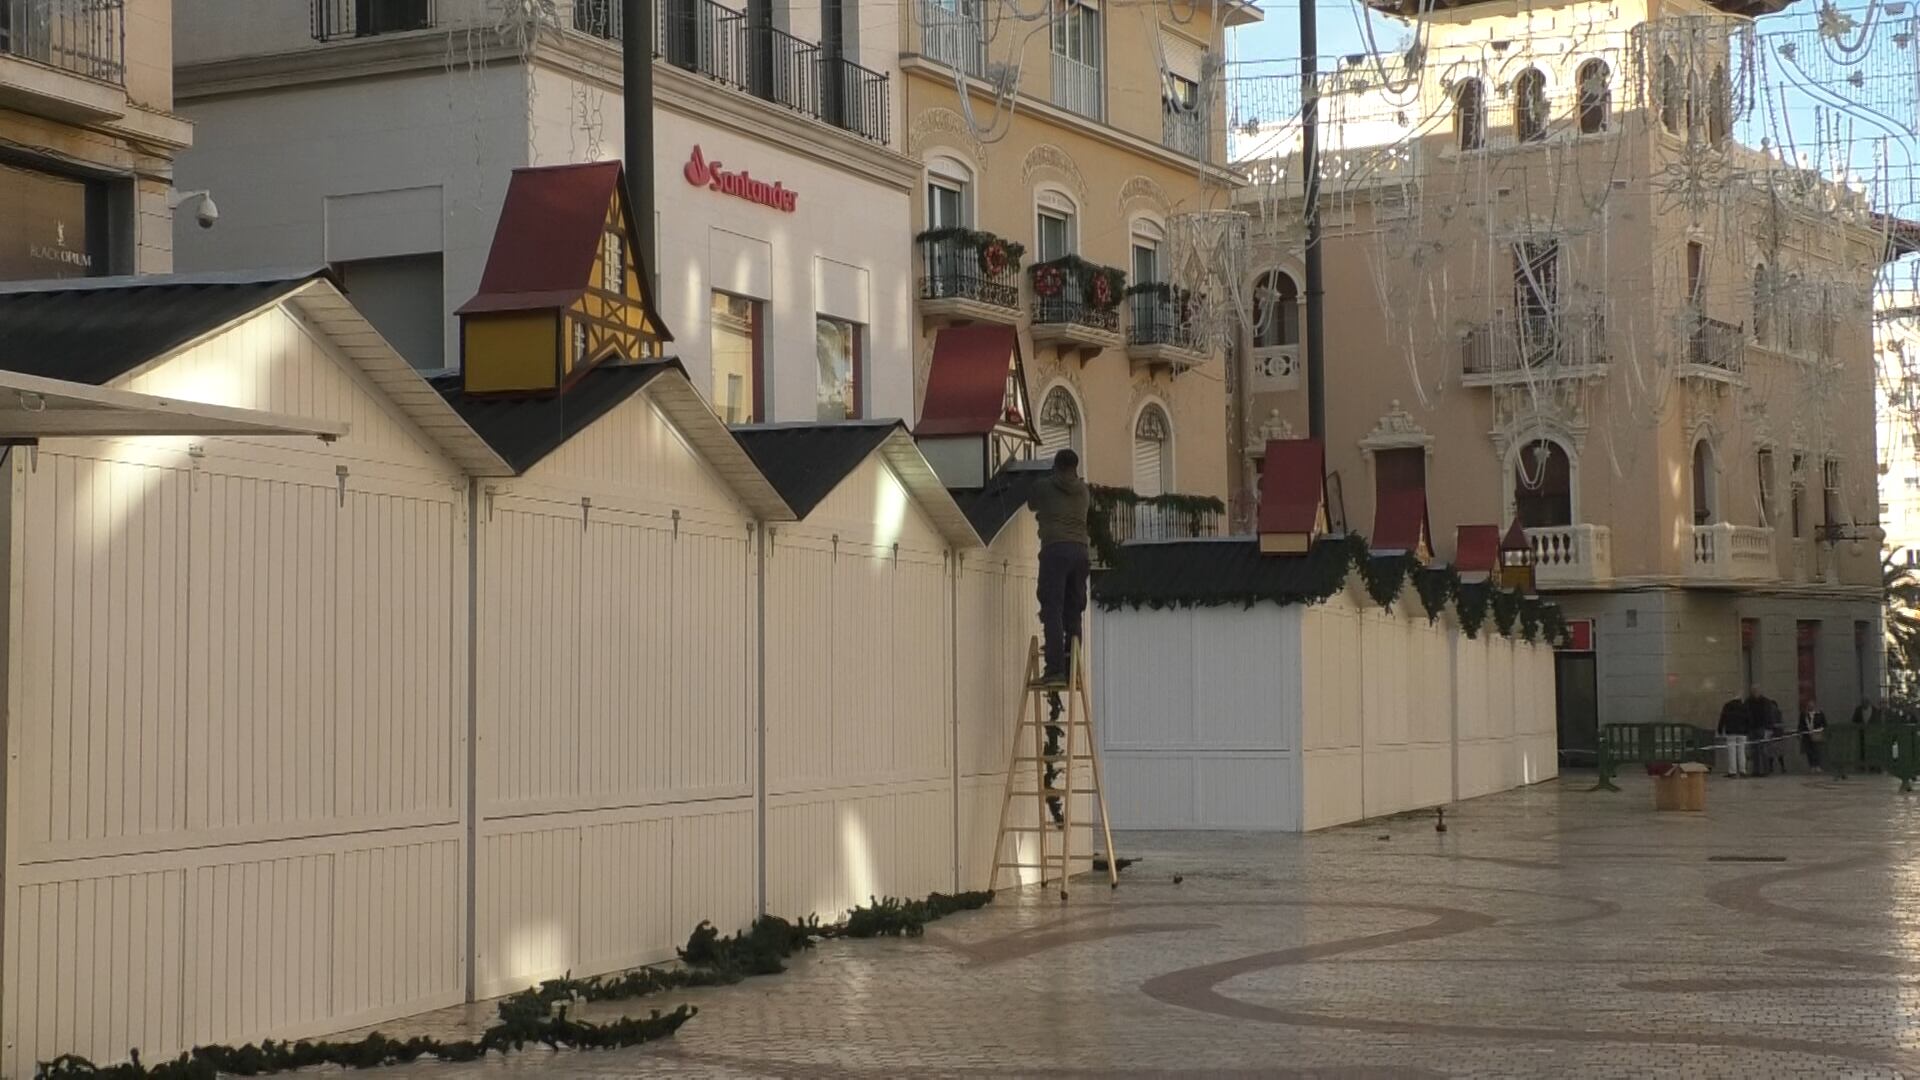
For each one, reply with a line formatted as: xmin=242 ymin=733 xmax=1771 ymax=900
xmin=917 ymin=231 xmax=1022 ymax=326
xmin=1681 ymin=313 xmax=1745 ymax=382
xmin=1460 ymin=309 xmax=1609 ymax=387
xmin=312 ymin=0 xmax=434 ymax=42
xmin=1 ymin=0 xmax=124 ymax=85
xmin=1029 ymin=258 xmax=1123 ymax=356
xmin=1689 ymin=523 xmax=1775 ymax=582
xmin=1090 ymin=488 xmax=1226 ymax=566
xmin=1527 ymin=524 xmax=1612 ymax=587
xmin=1163 ymin=106 xmax=1206 ymax=160
xmin=1248 ymin=342 xmax=1301 ymax=392
xmin=1126 ymin=287 xmax=1208 ymax=372
xmin=915 ymin=0 xmax=984 ymax=78
xmin=1051 ymin=54 xmax=1101 ymax=121
xmin=570 ymin=0 xmax=890 ymax=144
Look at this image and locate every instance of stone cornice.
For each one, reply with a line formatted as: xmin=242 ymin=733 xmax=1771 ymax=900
xmin=176 ymin=27 xmax=917 ymax=192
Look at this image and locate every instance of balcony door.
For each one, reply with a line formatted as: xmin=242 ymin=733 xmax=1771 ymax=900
xmin=1513 ymin=439 xmax=1572 ymax=528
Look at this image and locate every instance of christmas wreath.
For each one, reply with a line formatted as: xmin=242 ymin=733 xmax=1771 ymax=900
xmin=980 ymin=239 xmax=1011 ymax=277
xmin=1089 ymin=272 xmax=1115 ymax=309
xmin=1032 ymin=264 xmax=1065 ymax=298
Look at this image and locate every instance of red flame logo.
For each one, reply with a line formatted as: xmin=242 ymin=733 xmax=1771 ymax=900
xmin=684 ymin=145 xmax=712 ymax=187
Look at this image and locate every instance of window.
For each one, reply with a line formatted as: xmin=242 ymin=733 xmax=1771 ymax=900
xmin=1659 ymin=55 xmax=1682 ymax=133
xmin=1797 ymin=620 xmax=1820 ymax=709
xmin=1036 ymin=195 xmax=1075 ymax=262
xmin=710 ymin=291 xmax=763 ymax=425
xmin=1254 ymin=271 xmax=1300 ymax=348
xmin=1741 ymin=618 xmax=1760 ymax=689
xmin=1824 ymin=458 xmax=1844 ymax=527
xmin=922 ymin=0 xmax=985 ymax=75
xmin=927 ymin=156 xmax=970 ymax=228
xmin=1693 ymin=439 xmax=1717 ymax=525
xmin=1686 ymin=241 xmax=1705 ymax=307
xmin=1577 ymin=60 xmax=1610 ymax=134
xmin=355 ymin=0 xmax=433 ymax=36
xmin=1514 ymin=68 xmax=1548 ymax=143
xmin=1752 ymin=265 xmax=1772 ymax=344
xmin=1791 ymin=452 xmax=1807 ymax=539
xmin=333 ymin=253 xmax=445 ymax=370
xmin=1454 ymin=79 xmax=1486 ymax=151
xmin=1757 ymin=448 xmax=1775 ymax=526
xmin=1708 ymin=64 xmax=1731 ymax=144
xmin=815 ymin=316 xmax=861 ymax=421
xmin=0 ymin=160 xmax=110 ymax=281
xmin=1375 ymin=446 xmax=1426 ymax=514
xmin=603 ymin=230 xmax=624 ymax=294
xmin=1131 ymin=231 xmax=1161 ymax=338
xmin=1133 ymin=405 xmax=1172 ymax=496
xmin=1513 ymin=239 xmax=1559 ymax=359
xmin=1036 ymin=386 xmax=1082 ymax=459
xmin=1050 ymin=1 xmax=1102 ymax=119
xmin=1513 ymin=439 xmax=1572 ymax=527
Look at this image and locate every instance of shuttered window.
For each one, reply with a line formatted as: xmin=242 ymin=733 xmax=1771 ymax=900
xmin=1133 ymin=405 xmax=1170 ymax=496
xmin=1036 ymin=386 xmax=1080 ymax=460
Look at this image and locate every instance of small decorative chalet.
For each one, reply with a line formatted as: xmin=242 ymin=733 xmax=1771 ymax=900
xmin=1455 ymin=524 xmax=1499 ymax=581
xmin=1257 ymin=437 xmax=1329 ymax=555
xmin=1370 ymin=462 xmax=1431 ymax=561
xmin=914 ymin=323 xmax=1037 ymax=488
xmin=1498 ymin=520 xmax=1537 ymax=595
xmin=455 ymin=162 xmax=669 ymax=394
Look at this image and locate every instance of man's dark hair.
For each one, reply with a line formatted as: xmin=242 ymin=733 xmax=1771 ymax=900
xmin=1053 ymin=448 xmax=1080 ymax=473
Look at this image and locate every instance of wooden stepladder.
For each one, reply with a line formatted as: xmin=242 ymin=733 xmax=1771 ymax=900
xmin=988 ymin=636 xmax=1120 ymax=899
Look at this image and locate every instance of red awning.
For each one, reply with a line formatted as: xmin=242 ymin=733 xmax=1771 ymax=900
xmin=1455 ymin=524 xmax=1499 ymax=574
xmin=1257 ymin=438 xmax=1326 ymax=536
xmin=918 ymin=324 xmax=1023 ymax=437
xmin=1373 ymin=486 xmax=1428 ymax=553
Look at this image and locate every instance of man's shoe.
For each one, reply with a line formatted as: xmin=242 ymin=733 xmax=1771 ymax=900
xmin=1035 ymin=671 xmax=1070 ymax=691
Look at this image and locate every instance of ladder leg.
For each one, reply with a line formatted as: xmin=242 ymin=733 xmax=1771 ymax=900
xmin=1075 ymin=641 xmax=1121 ymax=890
xmin=1030 ymin=678 xmax=1053 ymax=892
xmin=988 ymin=639 xmax=1041 ymax=894
xmin=1059 ymin=649 xmax=1078 ymax=902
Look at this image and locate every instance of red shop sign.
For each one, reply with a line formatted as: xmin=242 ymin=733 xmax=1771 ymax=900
xmin=684 ymin=145 xmax=798 ymax=213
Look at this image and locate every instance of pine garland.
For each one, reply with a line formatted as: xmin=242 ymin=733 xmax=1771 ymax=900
xmin=1518 ymin=601 xmax=1543 ymax=642
xmin=1029 ymin=255 xmax=1127 ymax=311
xmin=35 ymin=891 xmax=994 ymax=1079
xmin=1490 ymin=588 xmax=1522 ymax=637
xmin=1455 ymin=581 xmax=1492 ymax=639
xmin=912 ymin=227 xmax=1026 ymax=273
xmin=1413 ymin=565 xmax=1459 ymax=624
xmin=1088 ymin=485 xmax=1227 ymax=568
xmin=1361 ymin=553 xmax=1415 ymax=612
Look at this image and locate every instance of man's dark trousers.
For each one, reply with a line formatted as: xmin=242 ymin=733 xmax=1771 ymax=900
xmin=1038 ymin=541 xmax=1091 ymax=678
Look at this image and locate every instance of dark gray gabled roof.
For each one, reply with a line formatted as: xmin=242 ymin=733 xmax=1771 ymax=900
xmin=0 ymin=270 xmax=322 ymax=385
xmin=430 ymin=361 xmax=672 ymax=476
xmin=949 ymin=461 xmax=1048 ymax=543
xmin=731 ymin=421 xmax=902 ymax=519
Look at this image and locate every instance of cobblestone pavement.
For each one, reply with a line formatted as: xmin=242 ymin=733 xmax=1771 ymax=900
xmin=353 ymin=774 xmax=1920 ymax=1078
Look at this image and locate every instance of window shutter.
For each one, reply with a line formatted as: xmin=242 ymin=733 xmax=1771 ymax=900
xmin=1160 ymin=32 xmax=1204 ymax=85
xmin=1133 ymin=434 xmax=1165 ymax=497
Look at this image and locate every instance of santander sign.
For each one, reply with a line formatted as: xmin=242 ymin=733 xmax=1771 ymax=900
xmin=683 ymin=145 xmax=798 ymax=213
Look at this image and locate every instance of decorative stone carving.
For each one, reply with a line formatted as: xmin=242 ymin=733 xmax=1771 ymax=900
xmin=908 ymin=108 xmax=986 ymax=165
xmin=1489 ymin=384 xmax=1590 ymax=457
xmin=1243 ymin=410 xmax=1294 ymax=456
xmin=1117 ymin=176 xmax=1173 ymax=219
xmin=1358 ymin=400 xmax=1435 ymax=460
xmin=1135 ymin=404 xmax=1170 ymax=441
xmin=1022 ymin=144 xmax=1089 ymax=201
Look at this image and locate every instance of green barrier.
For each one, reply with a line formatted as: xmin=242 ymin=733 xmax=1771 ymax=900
xmin=1593 ymin=722 xmax=1710 ymax=792
xmin=1830 ymin=723 xmax=1920 ymax=791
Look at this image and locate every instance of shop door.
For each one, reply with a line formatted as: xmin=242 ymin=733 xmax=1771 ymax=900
xmin=1556 ymin=652 xmax=1599 ymax=761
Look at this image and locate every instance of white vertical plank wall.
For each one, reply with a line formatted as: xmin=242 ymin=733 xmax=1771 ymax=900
xmin=1097 ymin=587 xmax=1558 ymax=832
xmin=762 ymin=457 xmax=955 ymax=920
xmin=469 ymin=391 xmax=757 ymax=998
xmin=2 ymin=309 xmax=470 ymax=1077
xmin=953 ymin=517 xmax=1043 ymax=889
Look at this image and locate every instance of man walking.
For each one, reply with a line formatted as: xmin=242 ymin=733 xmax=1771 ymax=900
xmin=1028 ymin=449 xmax=1092 ymax=690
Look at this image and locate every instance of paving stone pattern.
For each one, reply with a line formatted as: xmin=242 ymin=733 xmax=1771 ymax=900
xmin=355 ymin=775 xmax=1920 ymax=1078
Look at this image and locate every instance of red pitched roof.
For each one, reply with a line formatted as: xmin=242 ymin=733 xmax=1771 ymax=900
xmin=1501 ymin=519 xmax=1530 ymax=553
xmin=917 ymin=324 xmax=1026 ymax=437
xmin=1373 ymin=487 xmax=1428 ymax=553
xmin=1455 ymin=525 xmax=1499 ymax=574
xmin=455 ymin=162 xmax=669 ymax=339
xmin=1257 ymin=438 xmax=1326 ymax=536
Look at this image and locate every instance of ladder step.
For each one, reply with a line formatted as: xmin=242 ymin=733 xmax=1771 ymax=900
xmin=1002 ymin=824 xmax=1095 ymax=831
xmin=1010 ymin=755 xmax=1097 ymax=763
xmin=1008 ymin=790 xmax=1101 ymax=797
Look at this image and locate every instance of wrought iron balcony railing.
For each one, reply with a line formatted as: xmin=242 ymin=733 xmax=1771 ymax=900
xmin=1461 ymin=309 xmax=1608 ymax=378
xmin=1051 ymin=53 xmax=1101 ymax=121
xmin=571 ymin=0 xmax=889 ymax=144
xmin=918 ymin=235 xmax=1021 ymax=311
xmin=1128 ymin=293 xmax=1203 ymax=352
xmin=1031 ymin=261 xmax=1121 ymax=334
xmin=916 ymin=0 xmax=984 ymax=77
xmin=1162 ymin=107 xmax=1206 ymax=160
xmin=3 ymin=0 xmax=125 ymax=83
xmin=1687 ymin=313 xmax=1745 ymax=373
xmin=312 ymin=0 xmax=434 ymax=42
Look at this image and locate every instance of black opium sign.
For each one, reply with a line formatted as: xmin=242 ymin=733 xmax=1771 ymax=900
xmin=0 ymin=161 xmax=104 ymax=281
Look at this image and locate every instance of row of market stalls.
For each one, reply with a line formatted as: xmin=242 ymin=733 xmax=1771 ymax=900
xmin=0 ymin=164 xmax=1049 ymax=1074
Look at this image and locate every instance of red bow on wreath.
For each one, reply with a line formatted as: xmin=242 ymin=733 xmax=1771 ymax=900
xmin=1033 ymin=265 xmax=1064 ymax=298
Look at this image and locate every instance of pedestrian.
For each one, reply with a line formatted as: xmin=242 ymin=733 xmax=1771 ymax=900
xmin=1798 ymin=697 xmax=1827 ymax=772
xmin=1027 ymin=448 xmax=1091 ymax=689
xmin=1717 ymin=693 xmax=1751 ymax=777
xmin=1748 ymin=688 xmax=1785 ymax=775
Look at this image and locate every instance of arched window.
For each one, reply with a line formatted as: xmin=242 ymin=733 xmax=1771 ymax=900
xmin=1253 ymin=271 xmax=1300 ymax=348
xmin=1752 ymin=264 xmax=1772 ymax=345
xmin=1659 ymin=55 xmax=1682 ymax=133
xmin=1455 ymin=79 xmax=1486 ymax=151
xmin=1692 ymin=438 xmax=1718 ymax=525
xmin=1036 ymin=385 xmax=1082 ymax=460
xmin=1783 ymin=273 xmax=1806 ymax=353
xmin=926 ymin=154 xmax=973 ymax=229
xmin=1513 ymin=439 xmax=1573 ymax=527
xmin=1514 ymin=68 xmax=1548 ymax=143
xmin=1708 ymin=64 xmax=1730 ymax=144
xmin=1133 ymin=404 xmax=1172 ymax=496
xmin=1577 ymin=59 xmax=1610 ymax=134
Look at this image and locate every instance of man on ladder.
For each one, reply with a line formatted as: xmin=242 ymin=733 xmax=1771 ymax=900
xmin=1027 ymin=449 xmax=1091 ymax=824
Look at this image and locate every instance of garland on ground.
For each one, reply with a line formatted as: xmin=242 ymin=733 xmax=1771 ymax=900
xmin=35 ymin=891 xmax=994 ymax=1080
xmin=1360 ymin=553 xmax=1416 ymax=612
xmin=1028 ymin=255 xmax=1127 ymax=311
xmin=912 ymin=227 xmax=1026 ymax=275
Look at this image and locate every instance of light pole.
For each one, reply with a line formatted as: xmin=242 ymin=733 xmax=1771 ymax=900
xmin=1300 ymin=0 xmax=1325 ymax=439
xmin=623 ymin=0 xmax=655 ymax=280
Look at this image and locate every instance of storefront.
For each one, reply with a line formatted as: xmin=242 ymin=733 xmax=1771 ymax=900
xmin=0 ymin=158 xmax=111 ymax=282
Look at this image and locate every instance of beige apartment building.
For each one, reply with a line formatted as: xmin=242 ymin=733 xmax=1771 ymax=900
xmin=1234 ymin=0 xmax=1891 ymax=745
xmin=901 ymin=0 xmax=1259 ymax=509
xmin=1 ymin=0 xmax=190 ymax=280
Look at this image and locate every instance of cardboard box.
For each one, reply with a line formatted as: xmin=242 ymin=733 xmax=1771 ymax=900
xmin=1652 ymin=762 xmax=1708 ymax=812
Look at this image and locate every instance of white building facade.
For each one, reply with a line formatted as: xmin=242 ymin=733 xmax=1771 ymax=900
xmin=171 ymin=0 xmax=916 ymax=424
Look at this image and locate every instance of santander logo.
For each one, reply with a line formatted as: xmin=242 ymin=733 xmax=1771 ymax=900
xmin=684 ymin=145 xmax=798 ymax=213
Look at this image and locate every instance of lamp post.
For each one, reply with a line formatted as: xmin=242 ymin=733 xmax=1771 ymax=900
xmin=1498 ymin=520 xmax=1536 ymax=595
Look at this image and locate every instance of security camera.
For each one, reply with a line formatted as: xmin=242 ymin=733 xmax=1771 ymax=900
xmin=169 ymin=189 xmax=219 ymax=230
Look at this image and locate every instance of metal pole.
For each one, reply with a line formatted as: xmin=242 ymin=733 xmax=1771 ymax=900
xmin=623 ymin=0 xmax=655 ymax=279
xmin=1300 ymin=0 xmax=1326 ymax=439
